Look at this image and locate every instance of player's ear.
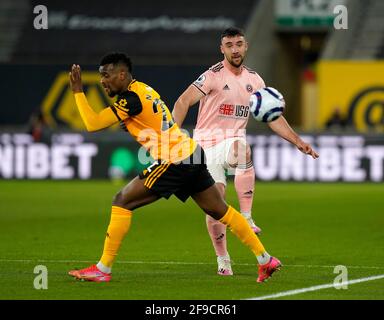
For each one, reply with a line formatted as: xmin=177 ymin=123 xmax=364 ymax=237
xmin=119 ymin=70 xmax=126 ymax=81
xmin=220 ymin=45 xmax=224 ymax=54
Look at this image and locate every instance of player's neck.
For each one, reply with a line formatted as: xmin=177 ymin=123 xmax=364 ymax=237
xmin=127 ymin=77 xmax=135 ymax=88
xmin=223 ymin=59 xmax=243 ymax=75
xmin=119 ymin=77 xmax=134 ymax=92
xmin=116 ymin=78 xmax=133 ymax=95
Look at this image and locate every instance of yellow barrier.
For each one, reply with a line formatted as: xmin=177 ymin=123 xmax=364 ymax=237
xmin=317 ymin=61 xmax=384 ymax=132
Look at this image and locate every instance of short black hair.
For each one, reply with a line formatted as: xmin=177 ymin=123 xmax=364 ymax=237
xmin=221 ymin=27 xmax=245 ymax=40
xmin=100 ymin=52 xmax=132 ymax=73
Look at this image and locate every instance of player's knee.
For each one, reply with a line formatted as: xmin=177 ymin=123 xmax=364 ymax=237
xmin=112 ymin=190 xmax=138 ymax=210
xmin=204 ymin=209 xmax=221 ymax=220
xmin=203 ymin=202 xmax=228 ymax=220
xmin=245 ymin=144 xmax=252 ymax=162
xmin=236 ymin=143 xmax=249 ymax=165
xmin=216 ymin=183 xmax=226 ymax=198
xmin=112 ymin=191 xmax=125 ymax=206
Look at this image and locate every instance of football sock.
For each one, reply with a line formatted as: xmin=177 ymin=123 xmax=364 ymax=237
xmin=206 ymin=215 xmax=228 ymax=257
xmin=241 ymin=211 xmax=252 ymax=219
xmin=96 ymin=261 xmax=111 ymax=274
xmin=219 ymin=206 xmax=268 ymax=263
xmin=234 ymin=161 xmax=255 ymax=215
xmin=99 ymin=206 xmax=132 ymax=270
xmin=257 ymin=252 xmax=271 ymax=265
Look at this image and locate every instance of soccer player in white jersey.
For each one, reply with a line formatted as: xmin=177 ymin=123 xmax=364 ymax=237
xmin=173 ymin=27 xmax=318 ymax=276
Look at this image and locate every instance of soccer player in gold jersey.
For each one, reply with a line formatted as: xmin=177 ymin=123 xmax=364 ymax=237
xmin=68 ymin=53 xmax=281 ymax=283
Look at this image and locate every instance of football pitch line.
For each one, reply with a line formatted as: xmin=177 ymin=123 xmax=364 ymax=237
xmin=248 ymin=274 xmax=384 ymax=300
xmin=1 ymin=259 xmax=384 ymax=270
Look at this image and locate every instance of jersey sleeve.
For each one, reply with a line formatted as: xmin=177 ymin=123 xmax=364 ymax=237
xmin=192 ymin=70 xmax=215 ymax=96
xmin=110 ymin=91 xmax=143 ymax=121
xmin=255 ymin=73 xmax=266 ymax=90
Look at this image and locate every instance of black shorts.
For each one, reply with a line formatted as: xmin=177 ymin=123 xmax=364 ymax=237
xmin=139 ymin=145 xmax=215 ymax=202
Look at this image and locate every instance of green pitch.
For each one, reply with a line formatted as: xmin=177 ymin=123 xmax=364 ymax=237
xmin=0 ymin=180 xmax=383 ymax=300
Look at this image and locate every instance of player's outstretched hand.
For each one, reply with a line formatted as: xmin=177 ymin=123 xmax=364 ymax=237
xmin=296 ymin=140 xmax=319 ymax=159
xmin=69 ymin=64 xmax=83 ymax=93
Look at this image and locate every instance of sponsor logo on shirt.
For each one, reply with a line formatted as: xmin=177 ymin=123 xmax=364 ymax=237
xmin=219 ymin=104 xmax=249 ymax=118
xmin=219 ymin=104 xmax=234 ymax=115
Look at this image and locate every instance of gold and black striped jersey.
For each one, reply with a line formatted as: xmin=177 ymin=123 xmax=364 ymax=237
xmin=110 ymin=80 xmax=196 ymax=163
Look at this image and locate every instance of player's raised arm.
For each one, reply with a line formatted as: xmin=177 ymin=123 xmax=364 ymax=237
xmin=172 ymin=85 xmax=204 ymax=127
xmin=69 ymin=64 xmax=117 ymax=132
xmin=268 ymin=116 xmax=319 ymax=159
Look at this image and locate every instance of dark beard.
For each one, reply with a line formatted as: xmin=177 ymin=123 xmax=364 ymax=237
xmin=230 ymin=57 xmax=243 ymax=68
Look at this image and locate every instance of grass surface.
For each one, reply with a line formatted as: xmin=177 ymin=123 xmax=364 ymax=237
xmin=0 ymin=180 xmax=383 ymax=300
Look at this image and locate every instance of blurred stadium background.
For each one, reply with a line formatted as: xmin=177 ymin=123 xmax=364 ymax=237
xmin=1 ymin=0 xmax=383 ymax=181
xmin=0 ymin=0 xmax=383 ymax=300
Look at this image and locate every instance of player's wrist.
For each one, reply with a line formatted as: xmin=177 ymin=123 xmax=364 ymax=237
xmin=292 ymin=136 xmax=302 ymax=147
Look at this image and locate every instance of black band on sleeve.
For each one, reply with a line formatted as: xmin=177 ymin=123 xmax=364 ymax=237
xmin=110 ymin=106 xmax=122 ymax=121
xmin=192 ymin=83 xmax=207 ymax=96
